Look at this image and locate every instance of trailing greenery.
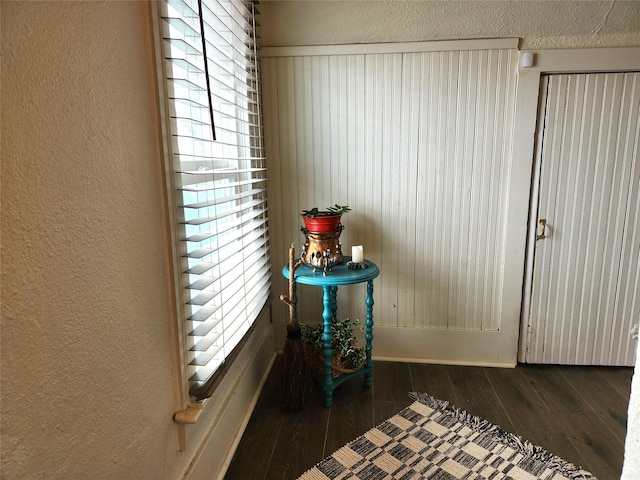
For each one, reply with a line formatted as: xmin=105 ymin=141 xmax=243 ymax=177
xmin=301 ymin=204 xmax=351 ymax=218
xmin=300 ymin=317 xmax=366 ymax=369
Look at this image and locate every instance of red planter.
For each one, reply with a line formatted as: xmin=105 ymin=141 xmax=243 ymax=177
xmin=301 ymin=214 xmax=343 ymax=233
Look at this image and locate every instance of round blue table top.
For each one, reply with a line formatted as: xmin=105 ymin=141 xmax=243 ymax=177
xmin=282 ymin=256 xmax=380 ymax=286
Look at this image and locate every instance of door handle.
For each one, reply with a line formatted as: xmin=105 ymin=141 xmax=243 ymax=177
xmin=536 ymin=219 xmax=547 ymax=240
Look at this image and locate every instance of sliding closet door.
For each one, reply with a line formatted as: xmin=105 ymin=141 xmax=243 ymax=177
xmin=526 ymin=72 xmax=640 ymax=365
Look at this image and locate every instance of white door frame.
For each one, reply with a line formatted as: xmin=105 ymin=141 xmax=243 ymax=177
xmin=513 ymin=47 xmax=640 ymax=363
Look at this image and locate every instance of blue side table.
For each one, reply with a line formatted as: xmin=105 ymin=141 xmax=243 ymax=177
xmin=282 ymin=256 xmax=380 ymax=407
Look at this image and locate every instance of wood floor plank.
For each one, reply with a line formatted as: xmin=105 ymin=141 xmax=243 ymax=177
xmin=229 ymin=357 xmax=631 ymax=479
xmin=254 ymin=354 xmax=286 ymax=412
xmin=520 ymin=365 xmax=588 ymax=414
xmin=484 ymin=366 xmax=562 ymax=437
xmin=560 ymin=366 xmax=630 ymax=441
xmin=408 ymin=363 xmax=460 ymax=405
xmin=557 ymin=411 xmax=626 ymax=479
xmin=323 ymin=376 xmax=375 ymax=454
xmin=372 ymin=361 xmax=413 ymax=403
xmin=264 ymin=400 xmax=330 ymax=480
xmin=596 ymin=366 xmax=633 ymax=402
xmin=447 ymin=365 xmax=516 ymax=432
xmin=224 ymin=410 xmax=283 ymax=479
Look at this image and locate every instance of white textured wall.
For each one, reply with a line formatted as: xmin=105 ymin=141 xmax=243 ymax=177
xmin=2 ymin=4 xmax=275 ymax=478
xmin=258 ymin=0 xmax=640 ymax=49
xmin=2 ymin=2 xmax=183 ymax=478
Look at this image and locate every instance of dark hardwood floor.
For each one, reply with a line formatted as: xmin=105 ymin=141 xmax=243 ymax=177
xmin=225 ymin=355 xmax=632 ymax=479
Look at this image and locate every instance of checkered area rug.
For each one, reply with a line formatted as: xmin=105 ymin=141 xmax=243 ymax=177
xmin=298 ymin=392 xmax=596 ymax=480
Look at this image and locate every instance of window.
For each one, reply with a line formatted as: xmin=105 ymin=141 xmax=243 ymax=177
xmin=157 ymin=0 xmax=270 ymax=401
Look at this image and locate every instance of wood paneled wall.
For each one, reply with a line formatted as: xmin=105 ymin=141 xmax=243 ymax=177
xmin=262 ymin=41 xmax=520 ymax=364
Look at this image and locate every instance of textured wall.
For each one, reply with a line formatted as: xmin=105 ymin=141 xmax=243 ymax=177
xmin=1 ymin=2 xmax=185 ymax=478
xmin=258 ymin=0 xmax=640 ymax=49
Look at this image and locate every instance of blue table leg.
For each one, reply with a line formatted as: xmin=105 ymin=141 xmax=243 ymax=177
xmin=364 ymin=279 xmax=374 ymax=388
xmin=322 ymin=285 xmax=334 ymax=407
xmin=330 ymin=286 xmax=338 ymax=320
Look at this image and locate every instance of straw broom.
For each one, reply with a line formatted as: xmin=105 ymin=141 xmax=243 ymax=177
xmin=279 ymin=243 xmax=310 ymax=412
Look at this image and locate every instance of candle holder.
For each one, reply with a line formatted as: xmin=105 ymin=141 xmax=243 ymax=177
xmin=347 ymin=261 xmax=369 ymax=270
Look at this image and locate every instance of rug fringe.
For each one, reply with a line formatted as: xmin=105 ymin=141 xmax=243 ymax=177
xmin=409 ymin=392 xmax=597 ymax=480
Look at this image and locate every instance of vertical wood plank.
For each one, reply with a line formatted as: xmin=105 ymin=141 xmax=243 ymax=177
xmin=263 ymin=46 xmax=518 ymax=351
xmin=528 ymin=72 xmax=639 ymax=365
xmin=398 ymin=52 xmax=420 ymax=328
xmin=605 ymin=73 xmax=640 ymax=365
xmin=378 ymin=53 xmax=403 ymax=328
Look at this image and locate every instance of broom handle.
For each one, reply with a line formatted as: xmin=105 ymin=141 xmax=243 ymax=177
xmin=288 ymin=243 xmax=303 ymax=325
xmin=288 ymin=243 xmax=295 ymax=325
xmin=279 ymin=243 xmax=303 ymax=326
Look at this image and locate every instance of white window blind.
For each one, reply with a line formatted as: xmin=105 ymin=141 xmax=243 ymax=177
xmin=159 ymin=0 xmax=270 ymax=401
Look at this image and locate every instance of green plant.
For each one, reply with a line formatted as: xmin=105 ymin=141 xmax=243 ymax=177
xmin=300 ymin=317 xmax=366 ymax=369
xmin=327 ymin=204 xmax=351 ymax=215
xmin=301 ymin=204 xmax=351 ymax=218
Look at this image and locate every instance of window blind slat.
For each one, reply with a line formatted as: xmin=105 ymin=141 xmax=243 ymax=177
xmin=212 ymin=237 xmax=268 ymax=282
xmin=184 ymin=189 xmax=266 ymax=210
xmin=185 ymin=261 xmax=215 ymax=275
xmin=182 ymin=217 xmax=267 ymax=246
xmin=188 ymin=304 xmax=221 ymax=322
xmin=186 ymin=276 xmax=217 ymax=290
xmin=201 ymin=4 xmax=254 ymax=57
xmin=184 ymin=225 xmax=268 ymax=261
xmin=175 ymin=154 xmax=265 ymax=162
xmin=182 ymin=182 xmax=265 ymax=206
xmin=188 ymin=291 xmax=217 ymax=306
xmin=180 ymin=176 xmax=267 ymax=201
xmin=189 ymin=362 xmax=221 ymax=382
xmin=180 ymin=197 xmax=267 ymax=226
xmin=178 ymin=166 xmax=265 ymax=176
xmin=189 ymin=315 xmax=223 ymax=336
xmin=161 ymin=0 xmax=269 ymax=401
xmin=190 ymin=332 xmax=222 ymax=352
xmin=189 ymin=346 xmax=221 ymax=366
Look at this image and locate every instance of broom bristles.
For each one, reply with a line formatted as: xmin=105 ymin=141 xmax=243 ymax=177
xmin=281 ymin=323 xmax=310 ymax=413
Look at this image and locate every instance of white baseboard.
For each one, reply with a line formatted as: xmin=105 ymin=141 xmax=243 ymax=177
xmin=216 ymin=350 xmax=277 ymax=479
xmin=273 ymin=323 xmax=517 ymax=368
xmin=372 ymin=326 xmax=517 ymax=367
xmin=182 ymin=311 xmax=276 ymax=480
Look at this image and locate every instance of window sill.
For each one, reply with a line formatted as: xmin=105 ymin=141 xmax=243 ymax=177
xmin=174 ymin=403 xmax=205 ymax=425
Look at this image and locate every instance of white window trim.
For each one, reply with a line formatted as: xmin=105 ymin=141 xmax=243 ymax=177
xmin=151 ymin=1 xmax=194 ymax=416
xmin=150 ymin=0 xmax=270 ymax=424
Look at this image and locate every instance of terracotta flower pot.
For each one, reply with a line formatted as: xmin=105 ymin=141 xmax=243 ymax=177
xmin=301 ymin=214 xmax=342 ymax=233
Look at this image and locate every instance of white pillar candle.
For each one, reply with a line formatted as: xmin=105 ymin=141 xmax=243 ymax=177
xmin=352 ymin=245 xmax=364 ymax=263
